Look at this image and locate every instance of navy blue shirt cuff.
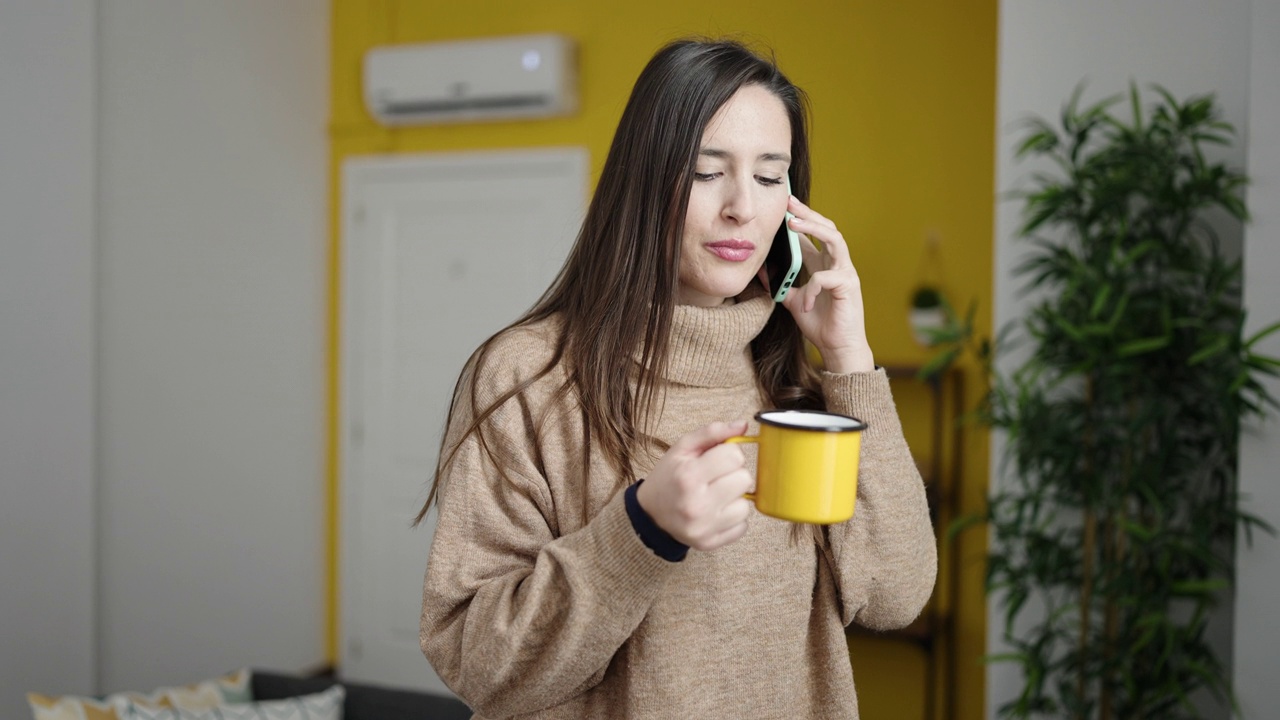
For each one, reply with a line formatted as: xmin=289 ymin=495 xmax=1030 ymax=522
xmin=624 ymin=480 xmax=688 ymax=562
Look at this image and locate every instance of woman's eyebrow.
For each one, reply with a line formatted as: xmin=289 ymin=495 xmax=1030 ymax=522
xmin=699 ymin=147 xmax=791 ymax=163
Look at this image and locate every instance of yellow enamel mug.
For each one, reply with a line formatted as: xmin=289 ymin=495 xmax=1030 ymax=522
xmin=726 ymin=409 xmax=867 ymax=525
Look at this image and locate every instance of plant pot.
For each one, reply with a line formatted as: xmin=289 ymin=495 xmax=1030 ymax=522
xmin=909 ymin=307 xmax=946 ymax=346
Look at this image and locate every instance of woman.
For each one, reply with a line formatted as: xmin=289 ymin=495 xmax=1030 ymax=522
xmin=417 ymin=38 xmax=936 ymax=718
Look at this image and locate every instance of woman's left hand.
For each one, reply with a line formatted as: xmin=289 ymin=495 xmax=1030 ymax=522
xmin=778 ymin=195 xmax=875 ymax=374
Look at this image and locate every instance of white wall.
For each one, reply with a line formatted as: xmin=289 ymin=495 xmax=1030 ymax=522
xmin=993 ymin=1 xmax=1259 ymax=717
xmin=97 ymin=1 xmax=330 ymax=691
xmin=0 ymin=3 xmax=98 ymax=717
xmin=1233 ymin=1 xmax=1280 ymax=717
xmin=0 ymin=2 xmax=328 ymax=712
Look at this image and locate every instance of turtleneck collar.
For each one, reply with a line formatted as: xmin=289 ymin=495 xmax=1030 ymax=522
xmin=661 ymin=281 xmax=775 ymax=388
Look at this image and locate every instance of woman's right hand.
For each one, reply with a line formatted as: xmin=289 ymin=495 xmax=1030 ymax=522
xmin=635 ymin=421 xmax=755 ymax=551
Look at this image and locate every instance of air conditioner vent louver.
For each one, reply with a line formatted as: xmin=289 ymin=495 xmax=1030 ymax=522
xmin=363 ymin=34 xmax=576 ymax=126
xmin=376 ymin=94 xmax=553 ymax=116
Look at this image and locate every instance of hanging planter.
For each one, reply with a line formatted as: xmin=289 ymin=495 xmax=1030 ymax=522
xmin=909 ymin=286 xmax=947 ymax=346
xmin=909 ymin=232 xmax=949 ymax=347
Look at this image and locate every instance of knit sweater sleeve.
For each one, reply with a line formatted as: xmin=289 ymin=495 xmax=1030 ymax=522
xmin=419 ymin=339 xmax=677 ymax=717
xmin=820 ymin=368 xmax=938 ymax=630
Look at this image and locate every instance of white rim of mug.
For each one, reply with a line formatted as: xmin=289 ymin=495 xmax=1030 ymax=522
xmin=755 ymin=409 xmax=868 ymax=432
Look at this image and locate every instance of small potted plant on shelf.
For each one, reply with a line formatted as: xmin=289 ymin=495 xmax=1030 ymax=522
xmin=909 ymin=285 xmax=947 ymax=346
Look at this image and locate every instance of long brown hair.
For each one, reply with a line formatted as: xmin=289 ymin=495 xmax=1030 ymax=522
xmin=415 ymin=38 xmax=823 ymax=524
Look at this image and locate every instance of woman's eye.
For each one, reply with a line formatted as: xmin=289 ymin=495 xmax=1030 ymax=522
xmin=693 ymin=172 xmax=719 ymax=182
xmin=757 ymin=176 xmax=785 ymax=186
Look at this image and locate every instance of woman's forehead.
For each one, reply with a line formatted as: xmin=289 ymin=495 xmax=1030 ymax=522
xmin=698 ymin=86 xmax=792 ymax=160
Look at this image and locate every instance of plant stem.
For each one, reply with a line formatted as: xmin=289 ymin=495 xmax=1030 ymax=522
xmin=1079 ymin=505 xmax=1096 ymax=719
xmin=1100 ymin=514 xmax=1117 ymax=720
xmin=1078 ymin=375 xmax=1098 ymax=718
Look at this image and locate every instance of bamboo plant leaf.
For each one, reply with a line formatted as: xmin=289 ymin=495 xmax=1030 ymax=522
xmin=1188 ymin=336 xmax=1231 ymax=366
xmin=1117 ymin=335 xmax=1171 ymax=357
xmin=1244 ymin=320 xmax=1280 ymax=349
xmin=1170 ymin=578 xmax=1229 ymax=597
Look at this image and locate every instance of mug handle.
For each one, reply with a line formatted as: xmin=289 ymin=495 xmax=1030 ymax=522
xmin=724 ymin=435 xmax=758 ymax=501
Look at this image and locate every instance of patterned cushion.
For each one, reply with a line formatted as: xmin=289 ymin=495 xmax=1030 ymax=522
xmin=27 ymin=669 xmax=252 ymax=720
xmin=118 ymin=685 xmax=343 ymax=720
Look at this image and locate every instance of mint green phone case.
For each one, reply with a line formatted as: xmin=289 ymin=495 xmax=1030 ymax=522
xmin=773 ymin=177 xmax=803 ymax=302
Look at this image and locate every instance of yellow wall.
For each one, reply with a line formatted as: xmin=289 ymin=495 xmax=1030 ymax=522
xmin=328 ymin=2 xmax=995 ymax=717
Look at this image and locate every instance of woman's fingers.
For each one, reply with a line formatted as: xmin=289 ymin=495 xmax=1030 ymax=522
xmin=788 ymin=194 xmax=836 ymax=229
xmin=781 ymin=267 xmax=850 ymax=314
xmin=707 ymin=465 xmax=755 ymax=504
xmin=680 ymin=470 xmax=752 ymax=551
xmin=795 ymin=228 xmax=823 ymax=274
xmin=671 ymin=420 xmax=750 ymax=457
xmin=697 ymin=443 xmax=748 ymax=485
xmin=804 ymin=270 xmax=839 ymax=312
xmin=789 ymin=216 xmax=850 ymax=268
xmin=789 ymin=196 xmax=852 ymax=268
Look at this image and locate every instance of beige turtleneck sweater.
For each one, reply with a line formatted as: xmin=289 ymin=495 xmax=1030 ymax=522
xmin=420 ymin=288 xmax=937 ymax=719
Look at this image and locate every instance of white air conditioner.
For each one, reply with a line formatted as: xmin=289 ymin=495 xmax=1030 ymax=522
xmin=363 ymin=34 xmax=577 ymax=126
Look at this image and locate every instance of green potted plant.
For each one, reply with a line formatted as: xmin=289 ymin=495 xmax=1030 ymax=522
xmin=940 ymin=85 xmax=1279 ymax=718
xmin=909 ymin=284 xmax=946 ymax=346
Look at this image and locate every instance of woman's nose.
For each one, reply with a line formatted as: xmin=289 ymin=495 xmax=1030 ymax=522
xmin=721 ymin=180 xmax=757 ymax=224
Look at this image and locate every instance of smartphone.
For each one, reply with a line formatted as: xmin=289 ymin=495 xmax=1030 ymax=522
xmin=765 ymin=176 xmax=803 ymax=302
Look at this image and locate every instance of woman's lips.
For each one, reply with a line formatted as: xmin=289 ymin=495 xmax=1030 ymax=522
xmin=705 ymin=239 xmax=756 ymax=262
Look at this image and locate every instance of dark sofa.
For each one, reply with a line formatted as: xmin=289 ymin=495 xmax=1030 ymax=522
xmin=251 ymin=669 xmax=472 ymax=720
